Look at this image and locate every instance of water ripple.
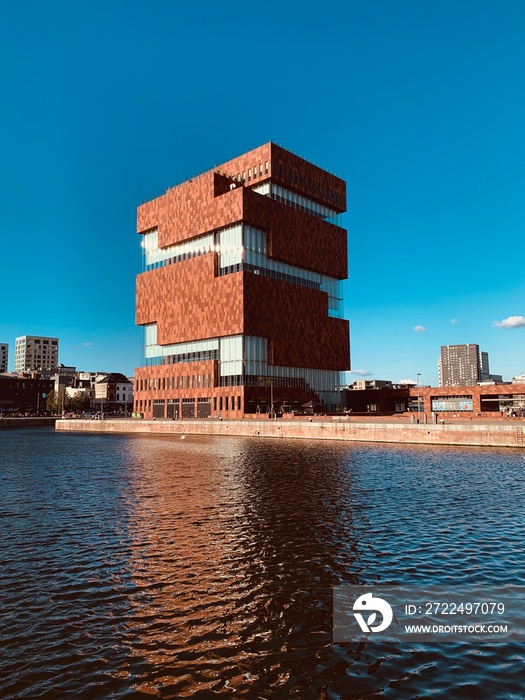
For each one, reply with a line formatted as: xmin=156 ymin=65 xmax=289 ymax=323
xmin=0 ymin=429 xmax=524 ymax=698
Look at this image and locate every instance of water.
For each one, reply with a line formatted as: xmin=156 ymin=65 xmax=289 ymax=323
xmin=1 ymin=428 xmax=524 ymax=698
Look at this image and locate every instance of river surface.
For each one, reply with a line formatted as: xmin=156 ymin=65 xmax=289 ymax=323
xmin=1 ymin=428 xmax=524 ymax=699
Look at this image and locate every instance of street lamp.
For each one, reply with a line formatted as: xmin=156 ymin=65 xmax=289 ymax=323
xmin=416 ymin=373 xmax=421 ymax=419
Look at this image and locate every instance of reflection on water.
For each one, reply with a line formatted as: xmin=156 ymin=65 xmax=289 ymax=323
xmin=1 ymin=428 xmax=524 ymax=698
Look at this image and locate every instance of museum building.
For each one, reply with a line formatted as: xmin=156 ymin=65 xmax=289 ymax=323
xmin=133 ymin=143 xmax=350 ymax=419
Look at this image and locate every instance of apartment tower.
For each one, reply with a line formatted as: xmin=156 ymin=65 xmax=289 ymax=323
xmin=14 ymin=336 xmax=59 ymax=373
xmin=134 ymin=143 xmax=350 ymax=418
xmin=438 ymin=344 xmax=501 ymax=386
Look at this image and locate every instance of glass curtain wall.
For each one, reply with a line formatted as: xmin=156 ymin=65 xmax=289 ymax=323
xmin=141 ymin=225 xmax=343 ymax=317
xmin=221 ymin=335 xmax=342 ymax=393
xmin=141 ymin=229 xmax=214 ymax=272
xmin=141 ymin=327 xmax=343 ymax=394
xmin=252 ymin=182 xmax=341 ymax=225
xmin=215 ymin=224 xmax=343 ymax=316
xmin=243 ymin=226 xmax=343 ymax=317
xmin=142 ymin=324 xmax=219 ymax=366
xmin=217 ymin=225 xmax=243 ymax=270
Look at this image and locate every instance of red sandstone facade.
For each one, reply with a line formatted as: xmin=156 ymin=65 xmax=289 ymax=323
xmin=134 ymin=143 xmax=350 ymax=419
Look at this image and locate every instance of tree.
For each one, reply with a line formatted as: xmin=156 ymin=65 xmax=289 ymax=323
xmin=70 ymin=391 xmax=91 ymax=413
xmin=46 ymin=390 xmax=57 ymax=413
xmin=45 ymin=389 xmax=70 ymax=414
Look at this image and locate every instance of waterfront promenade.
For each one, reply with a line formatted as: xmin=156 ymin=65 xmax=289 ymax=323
xmin=56 ymin=416 xmax=525 ymax=448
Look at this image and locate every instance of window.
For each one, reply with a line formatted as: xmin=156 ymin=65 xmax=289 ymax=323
xmin=248 ymin=168 xmax=251 ymax=181
xmin=259 ymin=164 xmax=263 ymax=176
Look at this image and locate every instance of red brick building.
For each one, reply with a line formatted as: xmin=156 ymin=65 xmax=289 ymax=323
xmin=409 ymin=383 xmax=525 ymax=417
xmin=345 ymin=383 xmax=525 ymax=418
xmin=134 ymin=143 xmax=350 ymax=419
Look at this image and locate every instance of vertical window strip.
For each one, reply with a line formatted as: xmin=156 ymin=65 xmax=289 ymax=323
xmin=218 ymin=224 xmax=243 ymax=269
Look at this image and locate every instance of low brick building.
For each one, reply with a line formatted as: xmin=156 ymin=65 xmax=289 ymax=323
xmin=344 ymin=386 xmax=410 ymax=414
xmin=345 ymin=383 xmax=525 ymax=418
xmin=409 ymin=383 xmax=525 ymax=417
xmin=0 ymin=373 xmax=53 ymax=414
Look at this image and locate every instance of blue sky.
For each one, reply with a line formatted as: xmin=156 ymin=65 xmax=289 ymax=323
xmin=1 ymin=0 xmax=524 ymax=385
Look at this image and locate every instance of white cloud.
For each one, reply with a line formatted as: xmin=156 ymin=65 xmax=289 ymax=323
xmin=349 ymin=369 xmax=373 ymax=376
xmin=450 ymin=319 xmax=458 ymax=325
xmin=493 ymin=316 xmax=525 ymax=329
xmin=398 ymin=378 xmax=416 ymax=385
xmin=413 ymin=325 xmax=426 ymax=332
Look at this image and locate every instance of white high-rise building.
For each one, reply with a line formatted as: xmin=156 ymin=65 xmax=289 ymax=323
xmin=14 ymin=335 xmax=59 ymax=373
xmin=0 ymin=343 xmax=8 ymax=372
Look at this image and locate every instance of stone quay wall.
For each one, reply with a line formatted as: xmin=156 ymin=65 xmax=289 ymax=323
xmin=55 ymin=418 xmax=525 ymax=449
xmin=0 ymin=417 xmax=57 ymax=430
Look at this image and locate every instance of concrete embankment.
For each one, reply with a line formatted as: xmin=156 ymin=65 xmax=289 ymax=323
xmin=0 ymin=417 xmax=57 ymax=430
xmin=55 ymin=418 xmax=525 ymax=449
